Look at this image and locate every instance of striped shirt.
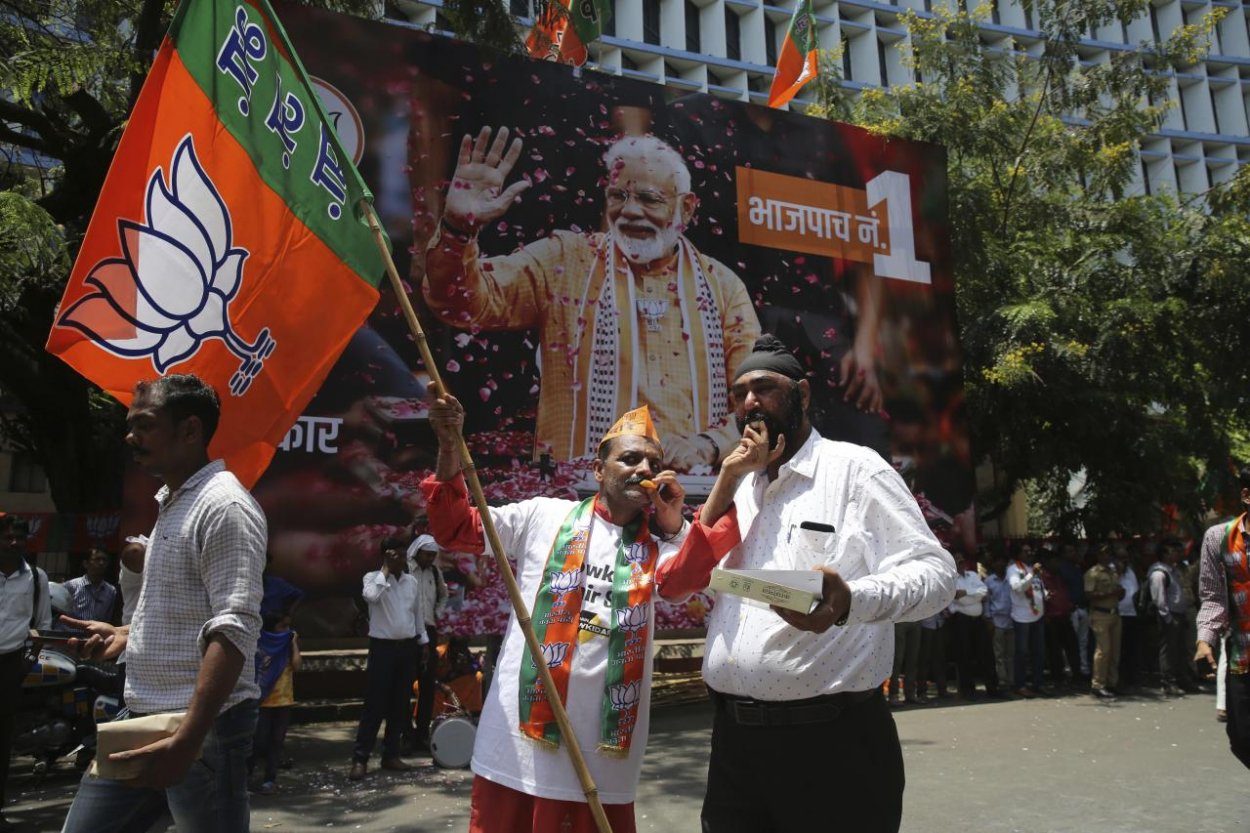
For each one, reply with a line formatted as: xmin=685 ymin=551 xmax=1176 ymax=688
xmin=125 ymin=460 xmax=267 ymax=714
xmin=63 ymin=576 xmax=118 ymax=623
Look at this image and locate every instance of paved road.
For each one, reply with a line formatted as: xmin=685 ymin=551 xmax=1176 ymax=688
xmin=5 ymin=688 xmax=1243 ymax=832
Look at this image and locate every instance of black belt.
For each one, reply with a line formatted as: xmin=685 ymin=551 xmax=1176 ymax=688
xmin=709 ymin=687 xmax=878 ymax=727
xmin=1090 ymin=606 xmax=1118 ymax=614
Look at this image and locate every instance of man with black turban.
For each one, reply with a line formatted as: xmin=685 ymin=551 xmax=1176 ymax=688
xmin=657 ymin=334 xmax=957 ymax=833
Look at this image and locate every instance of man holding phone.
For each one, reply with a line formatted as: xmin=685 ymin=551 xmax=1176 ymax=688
xmin=656 ymin=334 xmax=957 ymax=833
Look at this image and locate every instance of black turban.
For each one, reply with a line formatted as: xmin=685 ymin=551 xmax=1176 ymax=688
xmin=733 ymin=334 xmax=804 ymax=382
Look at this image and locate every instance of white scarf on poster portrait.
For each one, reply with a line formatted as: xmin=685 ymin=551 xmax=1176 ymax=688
xmin=567 ymin=233 xmax=729 ymax=458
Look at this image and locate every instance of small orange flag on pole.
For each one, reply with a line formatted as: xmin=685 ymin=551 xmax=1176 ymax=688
xmin=526 ymin=0 xmax=589 ymax=67
xmin=767 ymin=0 xmax=819 ymax=108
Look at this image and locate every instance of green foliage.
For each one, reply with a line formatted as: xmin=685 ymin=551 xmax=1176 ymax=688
xmin=810 ymin=1 xmax=1248 ymax=537
xmin=442 ymin=0 xmax=524 ymax=55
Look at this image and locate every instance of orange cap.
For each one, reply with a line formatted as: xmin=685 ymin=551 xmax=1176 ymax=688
xmin=599 ymin=405 xmax=660 ymax=447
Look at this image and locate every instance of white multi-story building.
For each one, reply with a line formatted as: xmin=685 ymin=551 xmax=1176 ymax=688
xmin=392 ymin=0 xmax=1250 ymax=195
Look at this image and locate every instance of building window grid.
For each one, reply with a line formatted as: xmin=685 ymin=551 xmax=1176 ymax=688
xmin=643 ymin=0 xmax=661 ymax=45
xmin=685 ymin=0 xmax=701 ymax=54
xmin=498 ymin=0 xmax=1241 ymax=191
xmin=765 ymin=15 xmax=778 ymax=67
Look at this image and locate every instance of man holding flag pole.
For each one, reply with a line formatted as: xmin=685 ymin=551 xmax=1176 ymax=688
xmin=45 ymin=0 xmax=642 ymax=829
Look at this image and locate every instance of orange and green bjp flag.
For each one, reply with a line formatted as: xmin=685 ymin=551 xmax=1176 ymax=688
xmin=767 ymin=0 xmax=819 ymax=109
xmin=45 ymin=0 xmax=386 ymax=488
xmin=526 ymin=1 xmax=589 ymax=67
xmin=526 ymin=0 xmax=610 ymax=66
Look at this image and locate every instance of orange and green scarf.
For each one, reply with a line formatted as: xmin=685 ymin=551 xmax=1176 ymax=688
xmin=1219 ymin=517 xmax=1250 ymax=674
xmin=519 ymin=496 xmax=659 ymax=755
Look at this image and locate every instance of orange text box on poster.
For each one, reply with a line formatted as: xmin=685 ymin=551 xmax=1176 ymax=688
xmin=735 ymin=167 xmax=891 ymax=263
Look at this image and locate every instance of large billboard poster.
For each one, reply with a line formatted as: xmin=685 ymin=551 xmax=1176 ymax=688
xmin=121 ymin=4 xmax=973 ymax=638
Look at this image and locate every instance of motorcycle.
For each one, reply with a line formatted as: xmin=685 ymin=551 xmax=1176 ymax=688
xmin=12 ymin=583 xmax=123 ymax=774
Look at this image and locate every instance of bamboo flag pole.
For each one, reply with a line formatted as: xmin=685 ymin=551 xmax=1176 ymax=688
xmin=360 ymin=201 xmax=614 ymax=833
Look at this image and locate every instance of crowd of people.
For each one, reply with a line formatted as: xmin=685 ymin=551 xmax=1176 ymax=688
xmin=1 ymin=333 xmax=1247 ymax=833
xmin=889 ymin=537 xmax=1219 ymax=706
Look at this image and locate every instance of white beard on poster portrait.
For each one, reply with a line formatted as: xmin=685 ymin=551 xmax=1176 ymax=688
xmin=613 ymin=211 xmax=682 ymax=266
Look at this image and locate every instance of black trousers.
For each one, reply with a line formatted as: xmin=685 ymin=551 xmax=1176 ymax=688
xmin=948 ymin=613 xmax=998 ymax=694
xmin=1044 ymin=616 xmax=1081 ymax=682
xmin=1227 ymin=671 xmax=1250 ymax=770
xmin=1118 ymin=615 xmax=1145 ymax=686
xmin=252 ymin=706 xmax=291 ymax=782
xmin=412 ymin=624 xmax=439 ymax=743
xmin=353 ymin=637 xmax=417 ymax=763
xmin=0 ymin=650 xmax=27 ymax=810
xmin=1158 ymin=616 xmax=1196 ymax=688
xmin=701 ymin=691 xmax=904 ymax=833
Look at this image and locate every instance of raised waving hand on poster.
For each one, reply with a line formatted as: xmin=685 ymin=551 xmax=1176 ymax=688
xmin=444 ymin=126 xmax=530 ymax=232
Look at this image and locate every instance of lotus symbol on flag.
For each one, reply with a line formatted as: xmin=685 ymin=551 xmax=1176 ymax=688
xmin=549 ymin=567 xmax=583 ymax=598
xmin=58 ymin=135 xmax=276 ymax=396
xmin=608 ymin=680 xmax=641 ymax=711
xmin=615 ymin=603 xmax=646 ymax=633
xmin=535 ymin=641 xmax=570 ymax=669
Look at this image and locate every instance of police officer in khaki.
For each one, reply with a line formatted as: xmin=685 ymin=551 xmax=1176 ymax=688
xmin=1084 ymin=544 xmax=1124 ymax=699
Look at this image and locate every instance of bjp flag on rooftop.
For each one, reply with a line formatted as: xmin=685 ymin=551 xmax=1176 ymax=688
xmin=45 ymin=0 xmax=386 ymax=488
xmin=768 ymin=0 xmax=819 ymax=109
xmin=526 ymin=0 xmax=589 ymax=66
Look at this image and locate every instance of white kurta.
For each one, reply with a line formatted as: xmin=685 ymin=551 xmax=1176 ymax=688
xmin=472 ymin=497 xmax=684 ymax=804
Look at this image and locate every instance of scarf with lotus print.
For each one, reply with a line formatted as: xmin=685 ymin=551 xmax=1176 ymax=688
xmin=519 ymin=495 xmax=659 ymax=756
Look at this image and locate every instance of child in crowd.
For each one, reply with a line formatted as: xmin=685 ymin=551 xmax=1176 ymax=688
xmin=252 ymin=608 xmax=302 ymax=794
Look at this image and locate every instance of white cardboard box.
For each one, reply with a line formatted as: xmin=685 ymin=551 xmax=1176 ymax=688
xmin=709 ymin=567 xmax=823 ymax=614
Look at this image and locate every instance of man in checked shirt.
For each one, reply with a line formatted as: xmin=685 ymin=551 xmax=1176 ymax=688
xmin=60 ymin=374 xmax=267 ymax=833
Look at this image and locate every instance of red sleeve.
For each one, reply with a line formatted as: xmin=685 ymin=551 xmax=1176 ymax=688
xmin=655 ymin=506 xmax=741 ymax=601
xmin=418 ymin=473 xmax=486 ymax=554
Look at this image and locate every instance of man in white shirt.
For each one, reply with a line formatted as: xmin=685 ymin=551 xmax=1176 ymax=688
xmin=61 ymin=374 xmax=267 ymax=833
xmin=947 ymin=551 xmax=998 ymax=699
xmin=422 ymin=400 xmax=691 ymax=833
xmin=1 ymin=514 xmax=51 ymax=831
xmin=1006 ymin=542 xmax=1047 ymax=697
xmin=117 ymin=536 xmax=147 ymax=627
xmin=405 ymin=533 xmax=447 ymax=752
xmin=654 ymin=334 xmax=957 ymax=833
xmin=349 ymin=537 xmax=429 ymax=780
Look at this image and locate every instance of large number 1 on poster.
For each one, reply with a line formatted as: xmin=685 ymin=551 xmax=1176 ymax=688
xmin=867 ymin=171 xmax=931 ymax=285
